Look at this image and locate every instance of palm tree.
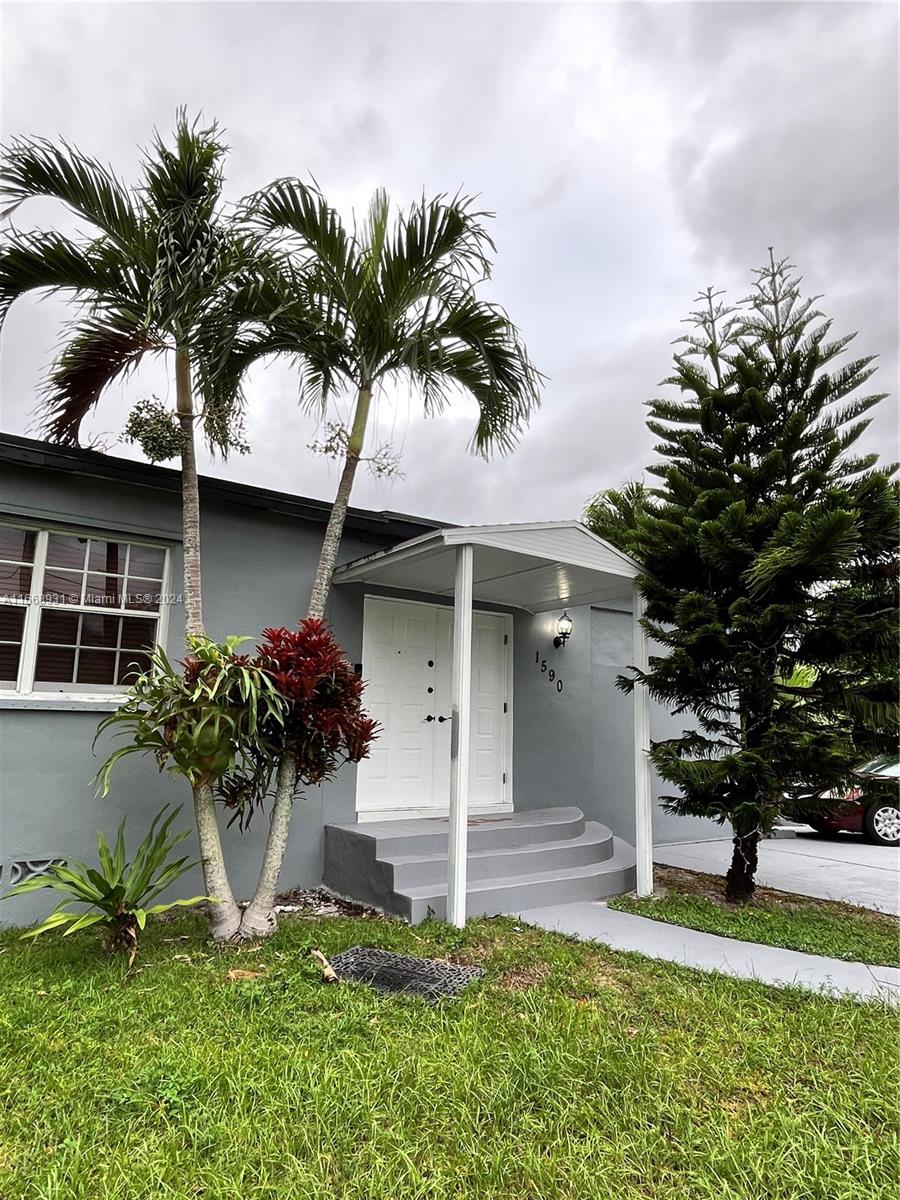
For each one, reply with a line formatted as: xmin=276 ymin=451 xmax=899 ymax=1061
xmin=584 ymin=481 xmax=654 ymax=558
xmin=233 ymin=182 xmax=542 ymax=936
xmin=0 ymin=113 xmax=298 ymax=940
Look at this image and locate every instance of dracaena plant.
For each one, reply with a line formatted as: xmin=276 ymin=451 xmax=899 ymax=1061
xmin=97 ymin=635 xmax=287 ymax=939
xmin=236 ymin=619 xmax=379 ymax=937
xmin=2 ymin=806 xmax=205 ymax=966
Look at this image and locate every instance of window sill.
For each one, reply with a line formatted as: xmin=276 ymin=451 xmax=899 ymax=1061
xmin=0 ymin=694 xmax=125 ymax=712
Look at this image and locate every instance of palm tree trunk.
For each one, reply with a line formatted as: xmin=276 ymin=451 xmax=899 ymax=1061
xmin=194 ymin=781 xmax=241 ymax=940
xmin=238 ymin=756 xmax=297 ymax=937
xmin=175 ymin=349 xmax=204 ymax=637
xmin=175 ymin=348 xmax=240 ymax=940
xmin=239 ymin=384 xmax=371 ymax=938
xmin=307 ymin=384 xmax=372 ymax=618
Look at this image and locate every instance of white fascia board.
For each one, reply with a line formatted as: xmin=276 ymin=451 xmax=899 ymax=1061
xmin=333 ymin=519 xmax=641 ymax=587
xmin=332 ymin=530 xmax=449 ymax=583
xmin=444 ymin=522 xmax=640 ymax=579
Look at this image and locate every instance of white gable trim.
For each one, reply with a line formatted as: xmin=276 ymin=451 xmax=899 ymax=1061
xmin=333 ymin=520 xmax=640 ymax=585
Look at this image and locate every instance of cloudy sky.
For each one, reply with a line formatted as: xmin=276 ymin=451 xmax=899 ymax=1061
xmin=0 ymin=1 xmax=897 ymax=525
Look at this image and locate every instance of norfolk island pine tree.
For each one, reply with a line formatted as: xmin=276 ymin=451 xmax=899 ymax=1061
xmin=589 ymin=251 xmax=898 ymax=902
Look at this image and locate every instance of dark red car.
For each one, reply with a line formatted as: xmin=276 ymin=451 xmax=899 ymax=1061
xmin=798 ymin=756 xmax=900 ymax=846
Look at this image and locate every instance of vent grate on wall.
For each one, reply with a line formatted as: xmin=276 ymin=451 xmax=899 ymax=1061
xmin=2 ymin=859 xmax=66 ymax=887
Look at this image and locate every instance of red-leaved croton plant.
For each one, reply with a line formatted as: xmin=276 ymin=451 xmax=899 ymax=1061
xmin=257 ymin=618 xmax=379 ymax=784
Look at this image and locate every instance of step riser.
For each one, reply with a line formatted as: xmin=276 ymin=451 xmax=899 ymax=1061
xmin=324 ymin=826 xmax=395 ymax=912
xmin=323 ymin=809 xmax=636 ymax=923
xmin=389 ymin=834 xmax=614 ymax=888
xmin=408 ymin=860 xmax=637 ymax=924
xmin=373 ymin=812 xmax=586 ymax=857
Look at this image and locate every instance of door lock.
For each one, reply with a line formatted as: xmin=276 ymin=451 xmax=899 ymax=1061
xmin=437 ymin=715 xmax=450 ymax=723
xmin=424 ymin=714 xmax=434 ymax=722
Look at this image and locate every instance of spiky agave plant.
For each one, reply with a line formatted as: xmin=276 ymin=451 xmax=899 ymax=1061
xmin=2 ymin=806 xmax=205 ymax=965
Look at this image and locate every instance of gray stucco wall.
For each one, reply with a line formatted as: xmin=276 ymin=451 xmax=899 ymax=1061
xmin=1 ymin=459 xmax=720 ymax=927
xmin=0 ymin=462 xmax=374 ymax=927
xmin=512 ymin=605 xmax=720 ymax=845
xmin=590 ymin=608 xmax=722 ymax=844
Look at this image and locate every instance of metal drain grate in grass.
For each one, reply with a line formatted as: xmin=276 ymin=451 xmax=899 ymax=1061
xmin=328 ymin=946 xmax=485 ymax=1001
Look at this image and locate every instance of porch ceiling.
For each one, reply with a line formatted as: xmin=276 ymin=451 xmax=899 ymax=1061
xmin=332 ymin=521 xmax=639 ymax=613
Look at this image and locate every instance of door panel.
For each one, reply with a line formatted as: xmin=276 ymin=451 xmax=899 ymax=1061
xmin=431 ymin=608 xmax=454 ymax=805
xmin=469 ymin=614 xmax=508 ymax=807
xmin=356 ymin=599 xmax=438 ymax=812
xmin=356 ymin=597 xmax=511 ymax=815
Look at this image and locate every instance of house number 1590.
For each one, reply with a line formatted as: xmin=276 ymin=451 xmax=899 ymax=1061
xmin=535 ymin=651 xmax=564 ymax=692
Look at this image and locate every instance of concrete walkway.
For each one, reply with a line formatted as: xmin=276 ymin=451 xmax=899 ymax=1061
xmin=513 ymin=901 xmax=900 ymax=1005
xmin=655 ymin=836 xmax=899 ymax=915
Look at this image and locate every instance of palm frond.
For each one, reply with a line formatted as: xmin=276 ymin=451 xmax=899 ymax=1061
xmin=391 ymin=293 xmax=542 ymax=456
xmin=243 ymin=178 xmax=359 ymax=307
xmin=360 ymin=188 xmax=390 ymax=288
xmin=38 ymin=314 xmax=157 ymax=445
xmin=193 ymin=250 xmax=345 ymax=432
xmin=0 ymin=137 xmax=143 ymax=251
xmin=142 ymin=109 xmax=226 ymax=222
xmin=377 ymin=192 xmax=495 ymax=319
xmin=0 ymin=229 xmax=127 ymax=330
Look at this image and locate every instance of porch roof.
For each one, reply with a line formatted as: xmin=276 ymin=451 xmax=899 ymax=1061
xmin=332 ymin=521 xmax=640 ymax=613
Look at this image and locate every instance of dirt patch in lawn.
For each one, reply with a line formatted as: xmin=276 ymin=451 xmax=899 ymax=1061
xmin=579 ymin=956 xmax=631 ymax=993
xmin=498 ymin=963 xmax=551 ymax=991
xmin=652 ymin=864 xmax=899 ymax=925
xmin=274 ymin=887 xmax=384 ymax=920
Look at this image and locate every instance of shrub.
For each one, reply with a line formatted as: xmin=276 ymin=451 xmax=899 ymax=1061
xmin=259 ymin=619 xmax=378 ymax=783
xmin=2 ymin=806 xmax=204 ymax=964
xmin=97 ymin=634 xmax=286 ymax=807
xmin=96 ymin=624 xmax=376 ymax=830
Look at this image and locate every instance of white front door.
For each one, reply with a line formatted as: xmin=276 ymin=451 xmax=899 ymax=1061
xmin=356 ymin=596 xmax=512 ymax=818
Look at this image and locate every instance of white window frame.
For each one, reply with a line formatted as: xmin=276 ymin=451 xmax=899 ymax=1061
xmin=0 ymin=518 xmax=172 ymax=705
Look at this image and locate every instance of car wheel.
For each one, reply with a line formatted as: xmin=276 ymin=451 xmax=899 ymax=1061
xmin=863 ymin=800 xmax=900 ymax=846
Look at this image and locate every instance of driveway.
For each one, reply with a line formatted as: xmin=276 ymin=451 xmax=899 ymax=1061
xmin=654 ymin=834 xmax=900 ymax=915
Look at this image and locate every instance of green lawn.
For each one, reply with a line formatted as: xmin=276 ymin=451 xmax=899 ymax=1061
xmin=0 ymin=910 xmax=896 ymax=1200
xmin=610 ymin=866 xmax=900 ymax=967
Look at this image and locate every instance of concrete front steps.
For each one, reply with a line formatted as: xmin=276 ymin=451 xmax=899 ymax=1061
xmin=323 ymin=806 xmax=636 ymax=923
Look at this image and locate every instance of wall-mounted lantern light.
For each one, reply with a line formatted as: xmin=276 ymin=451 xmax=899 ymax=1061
xmin=553 ymin=610 xmax=573 ymax=649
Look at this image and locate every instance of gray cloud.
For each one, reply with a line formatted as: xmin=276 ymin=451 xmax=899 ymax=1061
xmin=1 ymin=1 xmax=896 ymax=525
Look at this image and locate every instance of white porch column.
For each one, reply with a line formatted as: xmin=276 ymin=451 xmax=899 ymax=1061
xmin=632 ymin=582 xmax=654 ymax=896
xmin=447 ymin=543 xmax=474 ymax=928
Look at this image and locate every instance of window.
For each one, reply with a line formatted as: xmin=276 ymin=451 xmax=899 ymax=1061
xmin=0 ymin=522 xmax=170 ymax=698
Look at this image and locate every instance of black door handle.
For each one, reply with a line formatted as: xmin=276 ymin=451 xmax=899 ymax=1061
xmin=437 ymin=715 xmax=450 ymax=723
xmin=424 ymin=714 xmax=434 ymax=722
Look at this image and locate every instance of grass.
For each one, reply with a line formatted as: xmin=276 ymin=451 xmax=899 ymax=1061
xmin=0 ymin=909 xmax=896 ymax=1199
xmin=609 ymin=866 xmax=900 ymax=967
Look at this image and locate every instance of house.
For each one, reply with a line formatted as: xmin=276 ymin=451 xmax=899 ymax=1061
xmin=0 ymin=433 xmax=718 ymax=927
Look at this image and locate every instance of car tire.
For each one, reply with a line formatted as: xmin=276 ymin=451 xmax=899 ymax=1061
xmin=863 ymin=800 xmax=900 ymax=846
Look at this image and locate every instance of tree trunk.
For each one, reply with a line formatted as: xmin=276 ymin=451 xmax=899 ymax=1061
xmin=175 ymin=349 xmax=204 ymax=638
xmin=238 ymin=756 xmax=297 ymax=938
xmin=175 ymin=349 xmax=239 ymax=939
xmin=307 ymin=384 xmax=371 ymax=619
xmin=194 ymin=780 xmax=241 ymax=940
xmin=725 ymin=827 xmax=760 ymax=904
xmin=241 ymin=385 xmax=372 ymax=937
